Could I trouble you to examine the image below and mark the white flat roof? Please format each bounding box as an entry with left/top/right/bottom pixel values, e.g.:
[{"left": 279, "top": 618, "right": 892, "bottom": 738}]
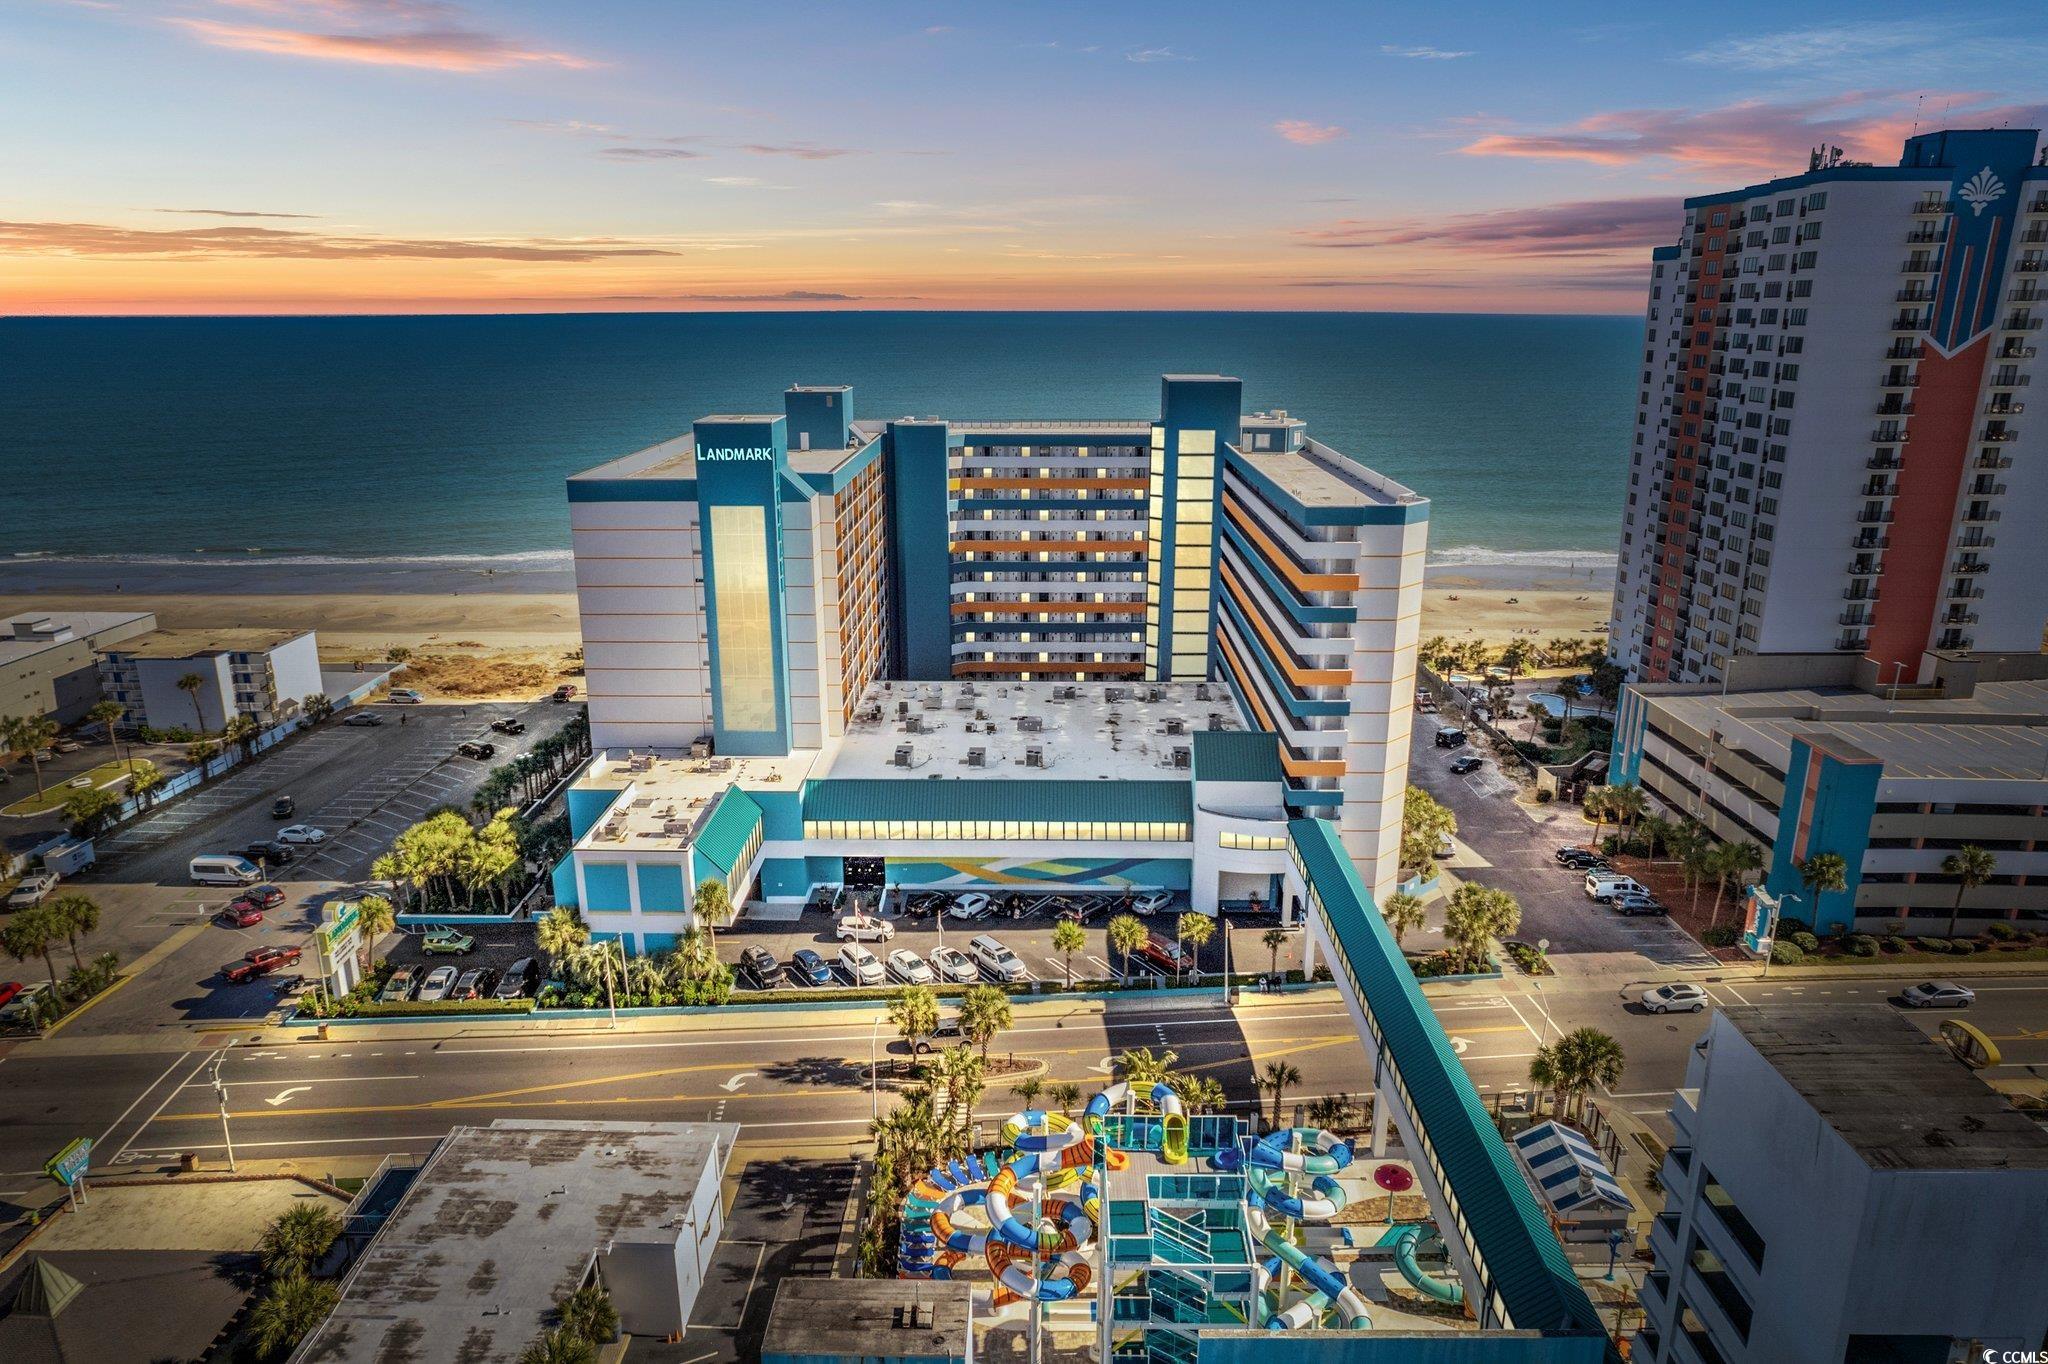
[
  {"left": 816, "top": 680, "right": 1247, "bottom": 783},
  {"left": 573, "top": 746, "right": 821, "bottom": 852}
]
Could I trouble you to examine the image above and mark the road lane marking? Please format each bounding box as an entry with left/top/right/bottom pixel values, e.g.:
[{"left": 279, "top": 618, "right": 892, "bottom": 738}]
[
  {"left": 114, "top": 1050, "right": 220, "bottom": 1162},
  {"left": 95, "top": 1050, "right": 193, "bottom": 1149}
]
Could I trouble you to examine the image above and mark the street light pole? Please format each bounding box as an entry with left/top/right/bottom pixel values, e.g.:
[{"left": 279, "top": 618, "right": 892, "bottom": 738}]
[
  {"left": 1530, "top": 937, "right": 1558, "bottom": 1040},
  {"left": 870, "top": 1014, "right": 883, "bottom": 1122},
  {"left": 211, "top": 1052, "right": 237, "bottom": 1173}
]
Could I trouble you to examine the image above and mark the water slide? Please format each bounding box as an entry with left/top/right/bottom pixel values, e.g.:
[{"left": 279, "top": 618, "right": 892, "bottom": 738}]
[
  {"left": 1152, "top": 1081, "right": 1189, "bottom": 1165},
  {"left": 1390, "top": 1224, "right": 1466, "bottom": 1304},
  {"left": 1214, "top": 1129, "right": 1372, "bottom": 1331}
]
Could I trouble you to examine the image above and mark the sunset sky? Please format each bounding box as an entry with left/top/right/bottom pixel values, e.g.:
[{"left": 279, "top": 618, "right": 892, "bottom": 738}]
[{"left": 5, "top": 0, "right": 2045, "bottom": 315}]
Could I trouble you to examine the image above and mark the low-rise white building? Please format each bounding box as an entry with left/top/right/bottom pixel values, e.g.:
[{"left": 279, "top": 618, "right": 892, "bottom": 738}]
[
  {"left": 97, "top": 627, "right": 322, "bottom": 732},
  {"left": 1639, "top": 1005, "right": 2048, "bottom": 1364},
  {"left": 0, "top": 611, "right": 156, "bottom": 724}
]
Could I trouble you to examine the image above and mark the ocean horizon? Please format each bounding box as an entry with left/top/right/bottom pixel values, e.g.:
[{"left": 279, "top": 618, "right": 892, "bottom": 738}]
[{"left": 0, "top": 310, "right": 1639, "bottom": 574}]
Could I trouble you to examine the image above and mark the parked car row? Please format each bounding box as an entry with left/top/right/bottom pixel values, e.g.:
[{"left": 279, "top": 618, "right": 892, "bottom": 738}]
[
  {"left": 740, "top": 932, "right": 1033, "bottom": 991},
  {"left": 381, "top": 956, "right": 538, "bottom": 1003}
]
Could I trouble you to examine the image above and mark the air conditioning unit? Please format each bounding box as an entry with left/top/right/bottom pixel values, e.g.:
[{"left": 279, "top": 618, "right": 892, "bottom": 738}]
[
  {"left": 1172, "top": 746, "right": 1191, "bottom": 769},
  {"left": 893, "top": 744, "right": 914, "bottom": 767},
  {"left": 1207, "top": 712, "right": 1225, "bottom": 731},
  {"left": 1105, "top": 686, "right": 1127, "bottom": 703},
  {"left": 1019, "top": 715, "right": 1044, "bottom": 732},
  {"left": 967, "top": 747, "right": 986, "bottom": 767},
  {"left": 1165, "top": 718, "right": 1186, "bottom": 736},
  {"left": 1026, "top": 746, "right": 1045, "bottom": 768},
  {"left": 897, "top": 700, "right": 911, "bottom": 718},
  {"left": 1195, "top": 683, "right": 1212, "bottom": 701},
  {"left": 905, "top": 716, "right": 925, "bottom": 734}
]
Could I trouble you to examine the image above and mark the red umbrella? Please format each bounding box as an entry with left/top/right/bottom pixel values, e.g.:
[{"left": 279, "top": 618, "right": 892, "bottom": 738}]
[{"left": 1373, "top": 1163, "right": 1414, "bottom": 1222}]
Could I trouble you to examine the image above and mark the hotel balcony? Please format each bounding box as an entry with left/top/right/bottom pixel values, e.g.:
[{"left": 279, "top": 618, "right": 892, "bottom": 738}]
[
  {"left": 1660, "top": 1144, "right": 1695, "bottom": 1192},
  {"left": 1997, "top": 341, "right": 2037, "bottom": 360},
  {"left": 1860, "top": 479, "right": 1898, "bottom": 497},
  {"left": 1987, "top": 401, "right": 2025, "bottom": 416},
  {"left": 1904, "top": 226, "right": 1943, "bottom": 244},
  {"left": 1854, "top": 509, "right": 1894, "bottom": 525},
  {"left": 2002, "top": 314, "right": 2043, "bottom": 331},
  {"left": 1836, "top": 632, "right": 1870, "bottom": 651},
  {"left": 1842, "top": 585, "right": 1880, "bottom": 602},
  {"left": 1870, "top": 427, "right": 1910, "bottom": 443},
  {"left": 1874, "top": 400, "right": 1914, "bottom": 416},
  {"left": 1885, "top": 341, "right": 1925, "bottom": 360},
  {"left": 1866, "top": 452, "right": 1901, "bottom": 470},
  {"left": 1889, "top": 312, "right": 1927, "bottom": 330},
  {"left": 1973, "top": 454, "right": 2012, "bottom": 471},
  {"left": 1671, "top": 1087, "right": 1699, "bottom": 1137},
  {"left": 1851, "top": 532, "right": 1889, "bottom": 551}
]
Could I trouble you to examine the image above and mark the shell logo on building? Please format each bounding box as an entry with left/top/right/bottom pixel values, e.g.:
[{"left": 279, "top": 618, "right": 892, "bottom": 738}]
[{"left": 1958, "top": 167, "right": 2006, "bottom": 216}]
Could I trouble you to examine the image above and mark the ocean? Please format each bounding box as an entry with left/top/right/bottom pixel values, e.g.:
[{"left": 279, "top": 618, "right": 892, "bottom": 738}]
[{"left": 0, "top": 312, "right": 1637, "bottom": 583}]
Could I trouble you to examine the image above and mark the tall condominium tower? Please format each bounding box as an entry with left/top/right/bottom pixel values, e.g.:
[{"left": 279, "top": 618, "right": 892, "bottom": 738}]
[{"left": 1610, "top": 128, "right": 2048, "bottom": 686}]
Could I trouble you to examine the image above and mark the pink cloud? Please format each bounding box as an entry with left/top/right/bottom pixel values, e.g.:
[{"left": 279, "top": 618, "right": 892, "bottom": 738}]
[
  {"left": 1458, "top": 92, "right": 2048, "bottom": 175},
  {"left": 1274, "top": 120, "right": 1347, "bottom": 146},
  {"left": 168, "top": 6, "right": 593, "bottom": 72},
  {"left": 1297, "top": 196, "right": 1680, "bottom": 257},
  {"left": 0, "top": 219, "right": 670, "bottom": 261}
]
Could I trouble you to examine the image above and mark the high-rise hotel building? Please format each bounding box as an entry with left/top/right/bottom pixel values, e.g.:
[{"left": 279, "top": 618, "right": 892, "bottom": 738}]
[
  {"left": 1610, "top": 129, "right": 2048, "bottom": 686},
  {"left": 565, "top": 374, "right": 1427, "bottom": 897}
]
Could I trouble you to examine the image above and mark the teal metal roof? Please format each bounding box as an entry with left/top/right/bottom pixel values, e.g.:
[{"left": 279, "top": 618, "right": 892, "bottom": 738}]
[
  {"left": 803, "top": 778, "right": 1191, "bottom": 825},
  {"left": 696, "top": 787, "right": 763, "bottom": 877},
  {"left": 1191, "top": 730, "right": 1285, "bottom": 785},
  {"left": 1288, "top": 817, "right": 1608, "bottom": 1341}
]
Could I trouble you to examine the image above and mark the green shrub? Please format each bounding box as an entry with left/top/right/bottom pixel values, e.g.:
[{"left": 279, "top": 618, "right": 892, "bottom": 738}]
[
  {"left": 1916, "top": 937, "right": 1954, "bottom": 953},
  {"left": 1535, "top": 788, "right": 1555, "bottom": 804},
  {"left": 1884, "top": 935, "right": 1909, "bottom": 954},
  {"left": 1701, "top": 925, "right": 1738, "bottom": 948},
  {"left": 1949, "top": 939, "right": 1977, "bottom": 956},
  {"left": 1778, "top": 918, "right": 1814, "bottom": 939},
  {"left": 1768, "top": 941, "right": 1804, "bottom": 966},
  {"left": 1789, "top": 931, "right": 1820, "bottom": 954},
  {"left": 1845, "top": 934, "right": 1878, "bottom": 958},
  {"left": 1986, "top": 921, "right": 2018, "bottom": 941}
]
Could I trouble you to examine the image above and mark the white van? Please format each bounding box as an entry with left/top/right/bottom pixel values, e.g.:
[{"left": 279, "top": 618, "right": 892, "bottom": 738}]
[
  {"left": 838, "top": 943, "right": 885, "bottom": 986},
  {"left": 190, "top": 854, "right": 261, "bottom": 886},
  {"left": 388, "top": 688, "right": 423, "bottom": 704},
  {"left": 1585, "top": 871, "right": 1647, "bottom": 901}
]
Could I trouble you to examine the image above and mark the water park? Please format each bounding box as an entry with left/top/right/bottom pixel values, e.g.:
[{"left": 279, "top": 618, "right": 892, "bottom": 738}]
[{"left": 896, "top": 1080, "right": 1470, "bottom": 1359}]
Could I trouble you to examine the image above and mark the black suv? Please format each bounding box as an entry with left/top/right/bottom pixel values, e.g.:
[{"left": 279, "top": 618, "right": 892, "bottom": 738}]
[
  {"left": 739, "top": 945, "right": 780, "bottom": 987},
  {"left": 270, "top": 795, "right": 296, "bottom": 818},
  {"left": 456, "top": 741, "right": 497, "bottom": 760},
  {"left": 490, "top": 718, "right": 526, "bottom": 736},
  {"left": 243, "top": 840, "right": 294, "bottom": 866},
  {"left": 1433, "top": 728, "right": 1467, "bottom": 748}
]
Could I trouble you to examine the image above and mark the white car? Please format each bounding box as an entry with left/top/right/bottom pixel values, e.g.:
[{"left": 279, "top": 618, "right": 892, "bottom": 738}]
[
  {"left": 0, "top": 981, "right": 53, "bottom": 1023},
  {"left": 836, "top": 913, "right": 895, "bottom": 943},
  {"left": 1132, "top": 891, "right": 1171, "bottom": 916},
  {"left": 887, "top": 949, "right": 935, "bottom": 986},
  {"left": 1641, "top": 983, "right": 1708, "bottom": 1014},
  {"left": 968, "top": 934, "right": 1027, "bottom": 982},
  {"left": 838, "top": 943, "right": 885, "bottom": 986},
  {"left": 946, "top": 892, "right": 991, "bottom": 920},
  {"left": 1899, "top": 980, "right": 1975, "bottom": 1009},
  {"left": 929, "top": 946, "right": 978, "bottom": 985},
  {"left": 415, "top": 965, "right": 458, "bottom": 1002},
  {"left": 275, "top": 825, "right": 328, "bottom": 845}
]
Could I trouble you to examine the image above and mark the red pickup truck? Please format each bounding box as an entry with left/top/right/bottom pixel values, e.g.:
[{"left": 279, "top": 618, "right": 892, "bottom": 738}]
[{"left": 221, "top": 945, "right": 302, "bottom": 984}]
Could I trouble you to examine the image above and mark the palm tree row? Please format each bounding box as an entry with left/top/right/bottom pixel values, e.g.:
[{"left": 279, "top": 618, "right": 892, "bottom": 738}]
[
  {"left": 1, "top": 894, "right": 110, "bottom": 993},
  {"left": 369, "top": 806, "right": 527, "bottom": 914},
  {"left": 1, "top": 714, "right": 59, "bottom": 798},
  {"left": 469, "top": 710, "right": 592, "bottom": 815}
]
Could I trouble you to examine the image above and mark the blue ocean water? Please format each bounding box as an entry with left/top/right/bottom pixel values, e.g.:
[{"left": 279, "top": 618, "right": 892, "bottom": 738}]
[{"left": 0, "top": 312, "right": 1637, "bottom": 569}]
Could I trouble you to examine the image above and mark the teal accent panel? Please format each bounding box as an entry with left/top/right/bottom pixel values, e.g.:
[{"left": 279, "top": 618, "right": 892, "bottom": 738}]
[
  {"left": 582, "top": 861, "right": 632, "bottom": 913},
  {"left": 1157, "top": 375, "right": 1242, "bottom": 679},
  {"left": 807, "top": 855, "right": 842, "bottom": 884},
  {"left": 804, "top": 778, "right": 1192, "bottom": 826},
  {"left": 568, "top": 785, "right": 624, "bottom": 842},
  {"left": 692, "top": 848, "right": 718, "bottom": 889},
  {"left": 1767, "top": 738, "right": 1879, "bottom": 932},
  {"left": 887, "top": 420, "right": 953, "bottom": 679},
  {"left": 784, "top": 385, "right": 851, "bottom": 453},
  {"left": 550, "top": 855, "right": 578, "bottom": 909},
  {"left": 636, "top": 863, "right": 686, "bottom": 913},
  {"left": 758, "top": 858, "right": 810, "bottom": 898},
  {"left": 639, "top": 933, "right": 681, "bottom": 954},
  {"left": 1191, "top": 730, "right": 1284, "bottom": 785},
  {"left": 697, "top": 787, "right": 765, "bottom": 876},
  {"left": 1289, "top": 817, "right": 1606, "bottom": 1337},
  {"left": 752, "top": 787, "right": 805, "bottom": 841},
  {"left": 1608, "top": 687, "right": 1647, "bottom": 788}
]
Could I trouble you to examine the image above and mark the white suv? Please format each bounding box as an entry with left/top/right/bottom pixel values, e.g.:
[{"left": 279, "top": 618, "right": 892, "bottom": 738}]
[
  {"left": 968, "top": 934, "right": 1027, "bottom": 982},
  {"left": 835, "top": 913, "right": 895, "bottom": 943},
  {"left": 838, "top": 943, "right": 885, "bottom": 986}
]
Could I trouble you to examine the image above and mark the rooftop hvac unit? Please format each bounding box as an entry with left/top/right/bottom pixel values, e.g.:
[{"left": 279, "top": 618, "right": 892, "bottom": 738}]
[
  {"left": 1019, "top": 714, "right": 1044, "bottom": 732},
  {"left": 962, "top": 683, "right": 978, "bottom": 696},
  {"left": 690, "top": 737, "right": 713, "bottom": 759},
  {"left": 1146, "top": 685, "right": 1164, "bottom": 702},
  {"left": 905, "top": 716, "right": 925, "bottom": 734},
  {"left": 975, "top": 709, "right": 989, "bottom": 721},
  {"left": 1165, "top": 718, "right": 1186, "bottom": 735},
  {"left": 922, "top": 692, "right": 942, "bottom": 709},
  {"left": 893, "top": 744, "right": 914, "bottom": 767},
  {"left": 897, "top": 700, "right": 911, "bottom": 718},
  {"left": 1105, "top": 686, "right": 1127, "bottom": 703},
  {"left": 1196, "top": 683, "right": 1212, "bottom": 701},
  {"left": 1026, "top": 746, "right": 1045, "bottom": 768},
  {"left": 662, "top": 818, "right": 693, "bottom": 837},
  {"left": 967, "top": 747, "right": 986, "bottom": 767},
  {"left": 1207, "top": 712, "right": 1225, "bottom": 731},
  {"left": 1172, "top": 746, "right": 1191, "bottom": 769},
  {"left": 954, "top": 693, "right": 974, "bottom": 710},
  {"left": 1056, "top": 684, "right": 1078, "bottom": 700}
]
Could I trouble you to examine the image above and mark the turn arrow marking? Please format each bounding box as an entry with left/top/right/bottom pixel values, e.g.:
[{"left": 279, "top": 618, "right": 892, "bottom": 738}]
[
  {"left": 1448, "top": 1036, "right": 1471, "bottom": 1055},
  {"left": 719, "top": 1072, "right": 757, "bottom": 1093},
  {"left": 265, "top": 1087, "right": 312, "bottom": 1108}
]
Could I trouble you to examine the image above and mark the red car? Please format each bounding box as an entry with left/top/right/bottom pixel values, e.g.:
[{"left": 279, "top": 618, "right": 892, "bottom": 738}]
[
  {"left": 218, "top": 904, "right": 264, "bottom": 929},
  {"left": 0, "top": 982, "right": 21, "bottom": 1010},
  {"left": 222, "top": 946, "right": 301, "bottom": 984},
  {"left": 1135, "top": 935, "right": 1190, "bottom": 977},
  {"left": 244, "top": 885, "right": 288, "bottom": 910}
]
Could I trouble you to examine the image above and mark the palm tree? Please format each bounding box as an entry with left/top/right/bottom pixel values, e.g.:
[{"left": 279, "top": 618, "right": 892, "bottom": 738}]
[
  {"left": 175, "top": 671, "right": 208, "bottom": 734},
  {"left": 62, "top": 787, "right": 121, "bottom": 839},
  {"left": 888, "top": 985, "right": 940, "bottom": 1055},
  {"left": 1306, "top": 1093, "right": 1357, "bottom": 1132},
  {"left": 223, "top": 713, "right": 259, "bottom": 760},
  {"left": 1942, "top": 844, "right": 1998, "bottom": 940},
  {"left": 86, "top": 699, "right": 129, "bottom": 773},
  {"left": 4, "top": 715, "right": 59, "bottom": 797},
  {"left": 1637, "top": 815, "right": 1672, "bottom": 862},
  {"left": 958, "top": 984, "right": 1012, "bottom": 1062},
  {"left": 518, "top": 1329, "right": 595, "bottom": 1364},
  {"left": 1012, "top": 1075, "right": 1044, "bottom": 1110},
  {"left": 536, "top": 906, "right": 590, "bottom": 969},
  {"left": 46, "top": 895, "right": 101, "bottom": 972},
  {"left": 1106, "top": 912, "right": 1146, "bottom": 982},
  {"left": 1381, "top": 891, "right": 1426, "bottom": 949},
  {"left": 186, "top": 737, "right": 219, "bottom": 770},
  {"left": 1582, "top": 785, "right": 1615, "bottom": 845},
  {"left": 1172, "top": 1074, "right": 1227, "bottom": 1112},
  {"left": 1708, "top": 842, "right": 1765, "bottom": 926},
  {"left": 1606, "top": 785, "right": 1647, "bottom": 844},
  {"left": 1116, "top": 1045, "right": 1180, "bottom": 1086},
  {"left": 1260, "top": 1059, "right": 1302, "bottom": 1130},
  {"left": 1443, "top": 883, "right": 1520, "bottom": 971},
  {"left": 692, "top": 878, "right": 734, "bottom": 955},
  {"left": 1, "top": 905, "right": 63, "bottom": 990},
  {"left": 249, "top": 1272, "right": 339, "bottom": 1359},
  {"left": 1176, "top": 911, "right": 1214, "bottom": 983},
  {"left": 354, "top": 895, "right": 395, "bottom": 970},
  {"left": 1051, "top": 917, "right": 1085, "bottom": 988},
  {"left": 554, "top": 1284, "right": 619, "bottom": 1346},
  {"left": 128, "top": 764, "right": 165, "bottom": 810},
  {"left": 1528, "top": 1027, "right": 1627, "bottom": 1121},
  {"left": 1047, "top": 1081, "right": 1083, "bottom": 1115},
  {"left": 1683, "top": 837, "right": 1719, "bottom": 915},
  {"left": 1261, "top": 926, "right": 1289, "bottom": 977},
  {"left": 1797, "top": 852, "right": 1849, "bottom": 930},
  {"left": 259, "top": 1203, "right": 343, "bottom": 1278}
]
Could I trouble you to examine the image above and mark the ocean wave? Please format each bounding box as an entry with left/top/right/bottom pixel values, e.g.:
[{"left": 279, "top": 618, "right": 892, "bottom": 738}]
[
  {"left": 1426, "top": 546, "right": 1618, "bottom": 571},
  {"left": 5, "top": 548, "right": 575, "bottom": 569}
]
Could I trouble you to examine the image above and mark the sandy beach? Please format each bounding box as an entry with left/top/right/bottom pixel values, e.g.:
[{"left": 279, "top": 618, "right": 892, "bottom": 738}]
[{"left": 0, "top": 553, "right": 1618, "bottom": 698}]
